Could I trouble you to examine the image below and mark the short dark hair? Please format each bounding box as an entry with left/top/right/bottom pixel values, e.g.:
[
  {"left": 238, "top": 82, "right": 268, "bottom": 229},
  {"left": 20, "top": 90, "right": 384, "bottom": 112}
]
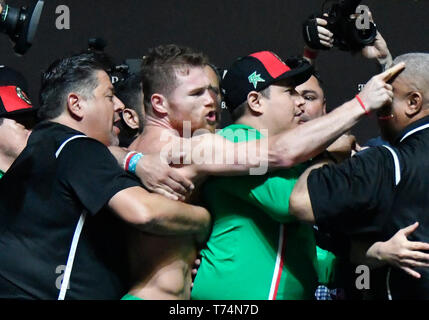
[
  {"left": 141, "top": 44, "right": 209, "bottom": 114},
  {"left": 114, "top": 73, "right": 144, "bottom": 133},
  {"left": 230, "top": 86, "right": 270, "bottom": 122},
  {"left": 38, "top": 53, "right": 106, "bottom": 121}
]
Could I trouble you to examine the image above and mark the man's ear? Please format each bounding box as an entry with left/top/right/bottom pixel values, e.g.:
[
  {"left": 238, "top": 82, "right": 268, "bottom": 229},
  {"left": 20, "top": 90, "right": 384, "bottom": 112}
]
[
  {"left": 66, "top": 93, "right": 84, "bottom": 120},
  {"left": 405, "top": 92, "right": 423, "bottom": 117},
  {"left": 247, "top": 91, "right": 264, "bottom": 115},
  {"left": 151, "top": 93, "right": 169, "bottom": 116},
  {"left": 122, "top": 108, "right": 140, "bottom": 130}
]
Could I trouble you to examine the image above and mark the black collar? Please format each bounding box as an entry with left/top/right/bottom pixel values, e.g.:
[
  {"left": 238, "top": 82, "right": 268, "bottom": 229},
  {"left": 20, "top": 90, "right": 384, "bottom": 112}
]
[{"left": 394, "top": 115, "right": 429, "bottom": 145}]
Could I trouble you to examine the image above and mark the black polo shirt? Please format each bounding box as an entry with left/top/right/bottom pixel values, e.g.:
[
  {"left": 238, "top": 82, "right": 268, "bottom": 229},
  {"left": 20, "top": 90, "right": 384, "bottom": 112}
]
[
  {"left": 308, "top": 115, "right": 429, "bottom": 299},
  {"left": 0, "top": 121, "right": 141, "bottom": 300}
]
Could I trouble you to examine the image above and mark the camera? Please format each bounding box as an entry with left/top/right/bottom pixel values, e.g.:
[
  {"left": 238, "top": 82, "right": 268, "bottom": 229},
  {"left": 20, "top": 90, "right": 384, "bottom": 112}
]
[
  {"left": 0, "top": 0, "right": 45, "bottom": 55},
  {"left": 303, "top": 0, "right": 377, "bottom": 52},
  {"left": 86, "top": 37, "right": 142, "bottom": 85}
]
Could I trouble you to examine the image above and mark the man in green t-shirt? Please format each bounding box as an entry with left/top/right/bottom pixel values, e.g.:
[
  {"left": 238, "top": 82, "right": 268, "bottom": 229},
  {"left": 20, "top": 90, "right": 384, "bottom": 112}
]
[
  {"left": 191, "top": 52, "right": 321, "bottom": 300},
  {"left": 0, "top": 66, "right": 36, "bottom": 179}
]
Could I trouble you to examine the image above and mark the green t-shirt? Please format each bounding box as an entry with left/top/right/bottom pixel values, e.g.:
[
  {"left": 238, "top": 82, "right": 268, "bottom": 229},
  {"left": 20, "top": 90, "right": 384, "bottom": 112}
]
[
  {"left": 0, "top": 170, "right": 4, "bottom": 180},
  {"left": 191, "top": 124, "right": 318, "bottom": 300}
]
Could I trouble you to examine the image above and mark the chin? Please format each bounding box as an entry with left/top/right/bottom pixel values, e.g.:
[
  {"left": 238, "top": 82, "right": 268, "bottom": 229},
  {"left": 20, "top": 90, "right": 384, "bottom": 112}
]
[
  {"left": 206, "top": 124, "right": 217, "bottom": 134},
  {"left": 109, "top": 134, "right": 120, "bottom": 147}
]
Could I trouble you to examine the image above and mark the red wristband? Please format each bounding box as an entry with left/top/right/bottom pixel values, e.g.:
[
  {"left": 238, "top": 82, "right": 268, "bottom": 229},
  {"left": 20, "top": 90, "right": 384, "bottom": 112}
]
[
  {"left": 355, "top": 94, "right": 370, "bottom": 115},
  {"left": 303, "top": 48, "right": 318, "bottom": 60}
]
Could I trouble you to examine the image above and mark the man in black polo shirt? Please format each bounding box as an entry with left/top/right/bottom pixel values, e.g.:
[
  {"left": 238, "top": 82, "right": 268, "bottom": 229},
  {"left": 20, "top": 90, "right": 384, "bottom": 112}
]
[
  {"left": 290, "top": 53, "right": 429, "bottom": 299},
  {"left": 0, "top": 53, "right": 211, "bottom": 300}
]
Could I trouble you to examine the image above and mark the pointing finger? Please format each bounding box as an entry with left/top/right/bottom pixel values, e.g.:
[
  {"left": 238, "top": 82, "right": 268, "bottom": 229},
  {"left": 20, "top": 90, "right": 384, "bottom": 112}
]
[{"left": 380, "top": 62, "right": 405, "bottom": 82}]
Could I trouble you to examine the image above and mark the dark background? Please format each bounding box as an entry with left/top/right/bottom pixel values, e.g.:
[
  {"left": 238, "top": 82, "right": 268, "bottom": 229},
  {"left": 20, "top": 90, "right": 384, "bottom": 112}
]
[{"left": 1, "top": 0, "right": 428, "bottom": 143}]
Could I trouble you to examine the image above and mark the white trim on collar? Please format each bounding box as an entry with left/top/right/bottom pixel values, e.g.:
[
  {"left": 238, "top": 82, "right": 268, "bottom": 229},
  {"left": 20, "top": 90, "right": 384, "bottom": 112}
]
[{"left": 400, "top": 123, "right": 429, "bottom": 143}]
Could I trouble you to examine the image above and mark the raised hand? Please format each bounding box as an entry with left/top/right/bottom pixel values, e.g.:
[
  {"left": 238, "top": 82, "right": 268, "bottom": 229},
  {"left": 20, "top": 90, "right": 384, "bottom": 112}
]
[{"left": 358, "top": 62, "right": 405, "bottom": 112}]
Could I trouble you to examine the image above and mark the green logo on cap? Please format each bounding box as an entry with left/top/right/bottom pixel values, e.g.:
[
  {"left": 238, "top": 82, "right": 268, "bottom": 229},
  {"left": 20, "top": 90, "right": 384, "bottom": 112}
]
[{"left": 248, "top": 72, "right": 265, "bottom": 89}]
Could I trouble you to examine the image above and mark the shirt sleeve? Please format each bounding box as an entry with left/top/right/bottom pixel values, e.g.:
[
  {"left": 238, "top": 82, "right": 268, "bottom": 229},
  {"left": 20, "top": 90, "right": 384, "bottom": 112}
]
[
  {"left": 57, "top": 138, "right": 142, "bottom": 216},
  {"left": 216, "top": 165, "right": 307, "bottom": 223},
  {"left": 307, "top": 147, "right": 396, "bottom": 236}
]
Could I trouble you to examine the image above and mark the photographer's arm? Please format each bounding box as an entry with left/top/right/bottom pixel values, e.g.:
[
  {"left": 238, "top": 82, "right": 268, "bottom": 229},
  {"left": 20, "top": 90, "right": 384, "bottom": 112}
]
[{"left": 360, "top": 11, "right": 393, "bottom": 70}]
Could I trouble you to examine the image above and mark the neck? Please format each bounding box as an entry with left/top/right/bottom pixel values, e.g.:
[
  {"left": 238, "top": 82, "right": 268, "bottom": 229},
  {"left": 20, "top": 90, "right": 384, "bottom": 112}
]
[
  {"left": 235, "top": 115, "right": 272, "bottom": 135},
  {"left": 129, "top": 122, "right": 180, "bottom": 154},
  {"left": 51, "top": 114, "right": 85, "bottom": 135},
  {"left": 0, "top": 153, "right": 15, "bottom": 173},
  {"left": 144, "top": 114, "right": 176, "bottom": 131}
]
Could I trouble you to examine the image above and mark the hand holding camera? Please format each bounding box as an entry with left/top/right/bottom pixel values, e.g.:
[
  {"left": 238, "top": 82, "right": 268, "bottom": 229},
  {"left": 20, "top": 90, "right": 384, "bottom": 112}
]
[{"left": 303, "top": 0, "right": 377, "bottom": 52}]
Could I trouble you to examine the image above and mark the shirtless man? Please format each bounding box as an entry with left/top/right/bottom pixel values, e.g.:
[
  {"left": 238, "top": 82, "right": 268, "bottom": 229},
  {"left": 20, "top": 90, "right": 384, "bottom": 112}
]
[
  {"left": 123, "top": 46, "right": 221, "bottom": 300},
  {"left": 117, "top": 44, "right": 402, "bottom": 300}
]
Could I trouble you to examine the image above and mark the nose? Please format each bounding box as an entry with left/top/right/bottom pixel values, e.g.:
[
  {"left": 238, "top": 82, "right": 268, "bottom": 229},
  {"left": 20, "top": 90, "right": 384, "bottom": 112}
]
[
  {"left": 204, "top": 90, "right": 216, "bottom": 108},
  {"left": 294, "top": 93, "right": 306, "bottom": 111}
]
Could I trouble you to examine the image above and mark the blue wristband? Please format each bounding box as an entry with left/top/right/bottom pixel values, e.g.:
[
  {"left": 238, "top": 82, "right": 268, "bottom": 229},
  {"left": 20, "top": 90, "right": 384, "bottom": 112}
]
[{"left": 128, "top": 153, "right": 144, "bottom": 174}]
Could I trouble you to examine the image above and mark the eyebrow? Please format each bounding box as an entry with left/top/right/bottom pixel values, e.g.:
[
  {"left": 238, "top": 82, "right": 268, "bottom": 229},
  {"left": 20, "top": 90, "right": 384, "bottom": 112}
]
[{"left": 300, "top": 90, "right": 319, "bottom": 95}]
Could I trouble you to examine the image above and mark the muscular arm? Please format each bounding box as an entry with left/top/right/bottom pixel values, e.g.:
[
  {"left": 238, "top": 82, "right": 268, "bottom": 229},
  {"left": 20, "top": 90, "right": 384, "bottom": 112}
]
[
  {"left": 288, "top": 160, "right": 331, "bottom": 224},
  {"left": 179, "top": 64, "right": 404, "bottom": 179},
  {"left": 108, "top": 186, "right": 210, "bottom": 241}
]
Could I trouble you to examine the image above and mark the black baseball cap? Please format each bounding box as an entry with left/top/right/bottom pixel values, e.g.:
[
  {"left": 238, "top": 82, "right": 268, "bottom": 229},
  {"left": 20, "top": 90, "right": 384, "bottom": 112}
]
[
  {"left": 0, "top": 65, "right": 35, "bottom": 118},
  {"left": 222, "top": 51, "right": 313, "bottom": 110}
]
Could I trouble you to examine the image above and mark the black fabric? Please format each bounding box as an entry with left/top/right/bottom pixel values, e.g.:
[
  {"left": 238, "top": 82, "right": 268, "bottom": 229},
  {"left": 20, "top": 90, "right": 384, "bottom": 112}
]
[
  {"left": 0, "top": 121, "right": 141, "bottom": 300},
  {"left": 308, "top": 146, "right": 395, "bottom": 236},
  {"left": 307, "top": 115, "right": 429, "bottom": 299}
]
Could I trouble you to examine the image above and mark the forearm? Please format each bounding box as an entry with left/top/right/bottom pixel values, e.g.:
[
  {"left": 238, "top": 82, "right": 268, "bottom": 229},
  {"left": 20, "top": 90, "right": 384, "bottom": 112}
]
[
  {"left": 186, "top": 133, "right": 270, "bottom": 177},
  {"left": 377, "top": 53, "right": 393, "bottom": 71},
  {"left": 110, "top": 187, "right": 210, "bottom": 237},
  {"left": 139, "top": 194, "right": 211, "bottom": 237},
  {"left": 270, "top": 99, "right": 365, "bottom": 168}
]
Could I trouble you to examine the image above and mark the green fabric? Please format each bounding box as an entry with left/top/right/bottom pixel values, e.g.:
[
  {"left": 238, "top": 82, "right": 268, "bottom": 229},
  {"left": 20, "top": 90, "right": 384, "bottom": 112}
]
[
  {"left": 121, "top": 294, "right": 144, "bottom": 300},
  {"left": 316, "top": 246, "right": 338, "bottom": 286},
  {"left": 191, "top": 124, "right": 318, "bottom": 300},
  {"left": 0, "top": 170, "right": 4, "bottom": 180}
]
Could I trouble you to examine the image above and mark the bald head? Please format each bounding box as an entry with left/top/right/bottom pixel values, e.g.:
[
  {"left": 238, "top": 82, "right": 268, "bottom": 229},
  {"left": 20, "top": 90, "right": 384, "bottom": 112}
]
[{"left": 393, "top": 53, "right": 429, "bottom": 107}]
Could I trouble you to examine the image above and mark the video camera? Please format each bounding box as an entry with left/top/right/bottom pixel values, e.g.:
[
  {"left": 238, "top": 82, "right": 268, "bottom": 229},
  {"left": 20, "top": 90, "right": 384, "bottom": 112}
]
[
  {"left": 86, "top": 37, "right": 142, "bottom": 85},
  {"left": 303, "top": 0, "right": 377, "bottom": 52},
  {"left": 0, "top": 0, "right": 45, "bottom": 55}
]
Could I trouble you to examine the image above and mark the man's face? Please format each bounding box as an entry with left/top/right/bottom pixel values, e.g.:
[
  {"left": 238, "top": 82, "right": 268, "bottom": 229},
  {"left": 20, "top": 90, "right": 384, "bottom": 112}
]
[
  {"left": 296, "top": 75, "right": 326, "bottom": 123},
  {"left": 83, "top": 71, "right": 125, "bottom": 146},
  {"left": 260, "top": 80, "right": 305, "bottom": 134},
  {"left": 0, "top": 118, "right": 31, "bottom": 160},
  {"left": 377, "top": 76, "right": 411, "bottom": 143},
  {"left": 167, "top": 66, "right": 219, "bottom": 135}
]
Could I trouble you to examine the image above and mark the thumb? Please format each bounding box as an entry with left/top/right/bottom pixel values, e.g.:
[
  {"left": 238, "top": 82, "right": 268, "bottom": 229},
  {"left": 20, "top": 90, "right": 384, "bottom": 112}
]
[{"left": 402, "top": 222, "right": 419, "bottom": 237}]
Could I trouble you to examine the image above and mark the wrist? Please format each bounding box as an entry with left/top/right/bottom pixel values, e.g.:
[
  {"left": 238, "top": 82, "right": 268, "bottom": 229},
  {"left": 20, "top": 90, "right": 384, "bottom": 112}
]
[
  {"left": 123, "top": 151, "right": 144, "bottom": 174},
  {"left": 303, "top": 46, "right": 319, "bottom": 60},
  {"left": 355, "top": 94, "right": 371, "bottom": 116},
  {"left": 367, "top": 241, "right": 384, "bottom": 261}
]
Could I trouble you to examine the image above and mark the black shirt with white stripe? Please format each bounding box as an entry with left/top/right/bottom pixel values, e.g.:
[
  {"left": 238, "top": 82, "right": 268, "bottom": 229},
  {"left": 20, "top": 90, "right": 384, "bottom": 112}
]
[
  {"left": 0, "top": 121, "right": 141, "bottom": 300},
  {"left": 308, "top": 115, "right": 429, "bottom": 299}
]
